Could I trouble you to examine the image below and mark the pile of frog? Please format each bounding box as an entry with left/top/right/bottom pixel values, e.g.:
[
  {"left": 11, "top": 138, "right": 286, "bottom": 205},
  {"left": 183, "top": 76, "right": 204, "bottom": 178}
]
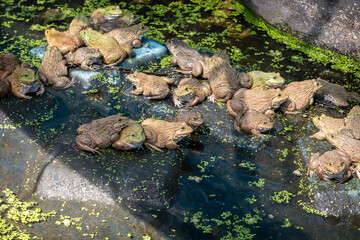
[{"left": 1, "top": 5, "right": 360, "bottom": 185}]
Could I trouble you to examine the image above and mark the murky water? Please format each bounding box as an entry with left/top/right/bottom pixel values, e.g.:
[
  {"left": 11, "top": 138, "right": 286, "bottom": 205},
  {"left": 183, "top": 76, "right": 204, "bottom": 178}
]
[{"left": 1, "top": 0, "right": 360, "bottom": 239}]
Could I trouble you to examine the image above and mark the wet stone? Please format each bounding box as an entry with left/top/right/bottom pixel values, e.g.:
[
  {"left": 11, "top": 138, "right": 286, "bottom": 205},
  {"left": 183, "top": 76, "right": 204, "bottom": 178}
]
[
  {"left": 37, "top": 110, "right": 182, "bottom": 211},
  {"left": 298, "top": 137, "right": 360, "bottom": 216}
]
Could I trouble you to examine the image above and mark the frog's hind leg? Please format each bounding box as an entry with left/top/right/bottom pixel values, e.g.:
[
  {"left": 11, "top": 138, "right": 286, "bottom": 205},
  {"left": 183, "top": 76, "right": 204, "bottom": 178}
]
[
  {"left": 144, "top": 142, "right": 163, "bottom": 152},
  {"left": 51, "top": 76, "right": 76, "bottom": 90},
  {"left": 145, "top": 88, "right": 170, "bottom": 100},
  {"left": 75, "top": 135, "right": 101, "bottom": 154}
]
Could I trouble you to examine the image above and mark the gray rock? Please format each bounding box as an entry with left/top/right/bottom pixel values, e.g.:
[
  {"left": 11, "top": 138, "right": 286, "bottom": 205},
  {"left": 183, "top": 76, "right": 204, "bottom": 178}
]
[
  {"left": 298, "top": 137, "right": 360, "bottom": 216},
  {"left": 242, "top": 0, "right": 360, "bottom": 59}
]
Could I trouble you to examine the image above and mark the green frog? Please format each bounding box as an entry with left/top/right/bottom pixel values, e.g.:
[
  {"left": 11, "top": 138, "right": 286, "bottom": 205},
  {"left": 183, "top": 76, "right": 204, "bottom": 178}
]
[
  {"left": 80, "top": 28, "right": 128, "bottom": 65},
  {"left": 140, "top": 118, "right": 193, "bottom": 151},
  {"left": 240, "top": 70, "right": 285, "bottom": 90},
  {"left": 89, "top": 6, "right": 123, "bottom": 27},
  {"left": 172, "top": 78, "right": 211, "bottom": 107},
  {"left": 2, "top": 62, "right": 45, "bottom": 99},
  {"left": 96, "top": 13, "right": 140, "bottom": 33},
  {"left": 112, "top": 120, "right": 145, "bottom": 151},
  {"left": 307, "top": 150, "right": 352, "bottom": 183},
  {"left": 38, "top": 46, "right": 75, "bottom": 90}
]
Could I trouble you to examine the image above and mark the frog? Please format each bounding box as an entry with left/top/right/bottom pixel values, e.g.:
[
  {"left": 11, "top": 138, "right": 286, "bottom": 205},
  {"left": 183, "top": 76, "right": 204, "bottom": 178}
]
[
  {"left": 0, "top": 79, "right": 10, "bottom": 97},
  {"left": 280, "top": 79, "right": 322, "bottom": 113},
  {"left": 172, "top": 78, "right": 212, "bottom": 107},
  {"left": 307, "top": 150, "right": 352, "bottom": 183},
  {"left": 165, "top": 38, "right": 211, "bottom": 78},
  {"left": 311, "top": 114, "right": 346, "bottom": 140},
  {"left": 89, "top": 6, "right": 123, "bottom": 27},
  {"left": 65, "top": 47, "right": 102, "bottom": 71},
  {"left": 112, "top": 120, "right": 145, "bottom": 151},
  {"left": 96, "top": 13, "right": 141, "bottom": 33},
  {"left": 127, "top": 71, "right": 174, "bottom": 99},
  {"left": 80, "top": 28, "right": 128, "bottom": 65},
  {"left": 75, "top": 114, "right": 129, "bottom": 154},
  {"left": 0, "top": 52, "right": 20, "bottom": 79},
  {"left": 38, "top": 46, "right": 76, "bottom": 90},
  {"left": 234, "top": 110, "right": 273, "bottom": 136},
  {"left": 317, "top": 78, "right": 360, "bottom": 107},
  {"left": 34, "top": 9, "right": 66, "bottom": 26},
  {"left": 140, "top": 118, "right": 193, "bottom": 151},
  {"left": 45, "top": 28, "right": 81, "bottom": 55},
  {"left": 105, "top": 23, "right": 149, "bottom": 57},
  {"left": 352, "top": 162, "right": 360, "bottom": 180},
  {"left": 326, "top": 129, "right": 360, "bottom": 163},
  {"left": 344, "top": 105, "right": 360, "bottom": 140},
  {"left": 66, "top": 14, "right": 90, "bottom": 48},
  {"left": 239, "top": 70, "right": 285, "bottom": 90},
  {"left": 2, "top": 62, "right": 45, "bottom": 99},
  {"left": 227, "top": 88, "right": 288, "bottom": 118},
  {"left": 167, "top": 109, "right": 204, "bottom": 129},
  {"left": 208, "top": 50, "right": 253, "bottom": 102}
]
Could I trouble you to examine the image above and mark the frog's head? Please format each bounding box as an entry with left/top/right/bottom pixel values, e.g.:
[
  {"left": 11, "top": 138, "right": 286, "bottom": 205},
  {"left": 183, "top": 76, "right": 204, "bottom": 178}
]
[
  {"left": 174, "top": 122, "right": 193, "bottom": 140},
  {"left": 102, "top": 6, "right": 123, "bottom": 19},
  {"left": 266, "top": 72, "right": 285, "bottom": 87},
  {"left": 79, "top": 28, "right": 94, "bottom": 43},
  {"left": 271, "top": 89, "right": 288, "bottom": 108},
  {"left": 123, "top": 13, "right": 140, "bottom": 25}
]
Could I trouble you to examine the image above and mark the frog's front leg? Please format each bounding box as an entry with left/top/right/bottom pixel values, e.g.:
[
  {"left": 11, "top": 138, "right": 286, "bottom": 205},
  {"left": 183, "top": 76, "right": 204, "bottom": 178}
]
[{"left": 131, "top": 87, "right": 143, "bottom": 95}]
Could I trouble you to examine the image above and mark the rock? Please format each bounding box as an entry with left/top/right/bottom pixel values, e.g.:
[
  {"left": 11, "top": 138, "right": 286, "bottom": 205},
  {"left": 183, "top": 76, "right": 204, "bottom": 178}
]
[
  {"left": 242, "top": 0, "right": 360, "bottom": 59},
  {"left": 298, "top": 137, "right": 360, "bottom": 216}
]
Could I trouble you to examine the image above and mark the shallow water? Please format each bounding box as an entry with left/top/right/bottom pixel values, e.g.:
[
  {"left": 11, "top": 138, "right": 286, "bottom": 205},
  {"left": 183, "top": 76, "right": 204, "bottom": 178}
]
[{"left": 1, "top": 0, "right": 360, "bottom": 239}]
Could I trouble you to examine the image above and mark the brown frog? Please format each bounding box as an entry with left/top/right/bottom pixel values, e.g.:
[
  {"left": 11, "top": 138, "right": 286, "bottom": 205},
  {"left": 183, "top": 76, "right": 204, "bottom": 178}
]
[
  {"left": 89, "top": 6, "right": 123, "bottom": 27},
  {"left": 172, "top": 78, "right": 211, "bottom": 107},
  {"left": 112, "top": 120, "right": 145, "bottom": 151},
  {"left": 167, "top": 109, "right": 204, "bottom": 129},
  {"left": 65, "top": 47, "right": 102, "bottom": 71},
  {"left": 352, "top": 162, "right": 360, "bottom": 179},
  {"left": 127, "top": 71, "right": 174, "bottom": 99},
  {"left": 140, "top": 118, "right": 193, "bottom": 151},
  {"left": 307, "top": 150, "right": 352, "bottom": 183},
  {"left": 280, "top": 79, "right": 322, "bottom": 113},
  {"left": 96, "top": 13, "right": 141, "bottom": 33},
  {"left": 344, "top": 105, "right": 360, "bottom": 140},
  {"left": 234, "top": 110, "right": 273, "bottom": 136},
  {"left": 2, "top": 62, "right": 45, "bottom": 99},
  {"left": 166, "top": 38, "right": 211, "bottom": 78},
  {"left": 227, "top": 88, "right": 288, "bottom": 118},
  {"left": 0, "top": 79, "right": 10, "bottom": 97},
  {"left": 45, "top": 28, "right": 81, "bottom": 55},
  {"left": 326, "top": 130, "right": 360, "bottom": 163},
  {"left": 105, "top": 23, "right": 149, "bottom": 57},
  {"left": 38, "top": 46, "right": 75, "bottom": 90},
  {"left": 75, "top": 114, "right": 129, "bottom": 154},
  {"left": 0, "top": 52, "right": 20, "bottom": 79},
  {"left": 317, "top": 79, "right": 360, "bottom": 107},
  {"left": 66, "top": 14, "right": 90, "bottom": 48},
  {"left": 80, "top": 28, "right": 128, "bottom": 65},
  {"left": 239, "top": 71, "right": 285, "bottom": 90},
  {"left": 208, "top": 50, "right": 253, "bottom": 102}
]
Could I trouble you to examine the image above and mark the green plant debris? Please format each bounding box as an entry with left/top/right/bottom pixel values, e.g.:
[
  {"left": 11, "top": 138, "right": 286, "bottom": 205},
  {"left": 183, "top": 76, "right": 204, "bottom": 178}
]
[
  {"left": 248, "top": 178, "right": 265, "bottom": 190},
  {"left": 0, "top": 188, "right": 55, "bottom": 239},
  {"left": 271, "top": 190, "right": 295, "bottom": 204}
]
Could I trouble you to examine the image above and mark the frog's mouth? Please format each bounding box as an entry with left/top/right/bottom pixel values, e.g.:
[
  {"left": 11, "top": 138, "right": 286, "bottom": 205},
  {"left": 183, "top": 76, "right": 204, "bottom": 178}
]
[
  {"left": 105, "top": 14, "right": 122, "bottom": 20},
  {"left": 324, "top": 169, "right": 347, "bottom": 182},
  {"left": 20, "top": 81, "right": 40, "bottom": 95}
]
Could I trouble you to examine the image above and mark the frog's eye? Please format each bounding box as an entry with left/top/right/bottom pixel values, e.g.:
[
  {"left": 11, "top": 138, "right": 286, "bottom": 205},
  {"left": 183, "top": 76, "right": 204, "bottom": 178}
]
[
  {"left": 329, "top": 162, "right": 333, "bottom": 166},
  {"left": 277, "top": 93, "right": 281, "bottom": 97},
  {"left": 24, "top": 74, "right": 28, "bottom": 78},
  {"left": 273, "top": 76, "right": 277, "bottom": 79},
  {"left": 111, "top": 7, "right": 115, "bottom": 10},
  {"left": 132, "top": 134, "right": 135, "bottom": 137},
  {"left": 181, "top": 126, "right": 185, "bottom": 130},
  {"left": 185, "top": 87, "right": 188, "bottom": 91},
  {"left": 318, "top": 117, "right": 321, "bottom": 120},
  {"left": 263, "top": 122, "right": 267, "bottom": 124},
  {"left": 341, "top": 162, "right": 344, "bottom": 166}
]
